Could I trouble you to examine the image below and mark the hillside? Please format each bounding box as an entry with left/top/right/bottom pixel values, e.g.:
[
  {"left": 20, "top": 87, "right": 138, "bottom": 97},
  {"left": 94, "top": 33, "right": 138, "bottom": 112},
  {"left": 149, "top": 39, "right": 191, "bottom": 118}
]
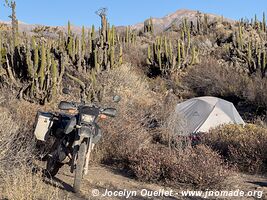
[
  {"left": 0, "top": 5, "right": 266, "bottom": 200},
  {"left": 0, "top": 9, "right": 231, "bottom": 35},
  {"left": 131, "top": 9, "right": 233, "bottom": 32}
]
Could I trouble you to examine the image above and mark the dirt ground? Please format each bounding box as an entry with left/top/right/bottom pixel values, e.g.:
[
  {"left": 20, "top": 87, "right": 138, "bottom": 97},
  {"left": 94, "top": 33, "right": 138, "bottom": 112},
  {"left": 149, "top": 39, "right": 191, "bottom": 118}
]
[{"left": 42, "top": 165, "right": 267, "bottom": 200}]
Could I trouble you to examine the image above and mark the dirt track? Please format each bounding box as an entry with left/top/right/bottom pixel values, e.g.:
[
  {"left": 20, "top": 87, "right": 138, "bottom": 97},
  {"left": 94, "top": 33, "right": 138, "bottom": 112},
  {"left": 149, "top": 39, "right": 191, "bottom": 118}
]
[{"left": 44, "top": 165, "right": 267, "bottom": 200}]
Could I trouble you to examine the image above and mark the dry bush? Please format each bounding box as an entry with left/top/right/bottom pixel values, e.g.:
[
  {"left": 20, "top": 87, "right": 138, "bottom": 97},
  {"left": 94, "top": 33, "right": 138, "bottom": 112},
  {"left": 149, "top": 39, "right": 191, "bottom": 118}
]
[
  {"left": 129, "top": 145, "right": 230, "bottom": 189},
  {"left": 203, "top": 124, "right": 267, "bottom": 173},
  {"left": 182, "top": 57, "right": 267, "bottom": 111},
  {"left": 0, "top": 101, "right": 59, "bottom": 199},
  {"left": 100, "top": 63, "right": 156, "bottom": 106},
  {"left": 92, "top": 64, "right": 157, "bottom": 167},
  {"left": 183, "top": 58, "right": 249, "bottom": 99},
  {"left": 245, "top": 76, "right": 267, "bottom": 108},
  {"left": 0, "top": 165, "right": 59, "bottom": 200},
  {"left": 152, "top": 102, "right": 191, "bottom": 149},
  {"left": 123, "top": 45, "right": 147, "bottom": 69}
]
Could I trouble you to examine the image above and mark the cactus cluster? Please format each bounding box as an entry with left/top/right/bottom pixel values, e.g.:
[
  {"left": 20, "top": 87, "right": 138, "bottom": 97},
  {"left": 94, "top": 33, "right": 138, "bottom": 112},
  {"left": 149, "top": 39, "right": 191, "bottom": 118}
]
[
  {"left": 0, "top": 6, "right": 125, "bottom": 104},
  {"left": 146, "top": 18, "right": 199, "bottom": 75},
  {"left": 144, "top": 17, "right": 154, "bottom": 33},
  {"left": 231, "top": 15, "right": 267, "bottom": 77}
]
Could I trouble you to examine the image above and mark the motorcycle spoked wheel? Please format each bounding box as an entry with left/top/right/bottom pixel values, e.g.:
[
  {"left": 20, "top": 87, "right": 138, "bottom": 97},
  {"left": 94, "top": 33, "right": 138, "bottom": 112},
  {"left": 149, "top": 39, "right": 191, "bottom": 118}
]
[
  {"left": 45, "top": 139, "right": 64, "bottom": 177},
  {"left": 46, "top": 151, "right": 63, "bottom": 177},
  {"left": 73, "top": 140, "right": 87, "bottom": 193}
]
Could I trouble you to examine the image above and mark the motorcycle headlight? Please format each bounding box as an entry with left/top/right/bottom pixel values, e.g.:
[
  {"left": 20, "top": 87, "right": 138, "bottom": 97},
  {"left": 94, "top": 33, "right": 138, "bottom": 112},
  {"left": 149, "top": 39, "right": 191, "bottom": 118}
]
[{"left": 81, "top": 114, "right": 94, "bottom": 123}]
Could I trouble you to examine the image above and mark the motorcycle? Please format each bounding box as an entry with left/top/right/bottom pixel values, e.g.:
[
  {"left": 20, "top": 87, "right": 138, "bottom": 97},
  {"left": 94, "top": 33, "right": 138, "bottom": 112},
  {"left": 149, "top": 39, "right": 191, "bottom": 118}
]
[{"left": 34, "top": 90, "right": 120, "bottom": 192}]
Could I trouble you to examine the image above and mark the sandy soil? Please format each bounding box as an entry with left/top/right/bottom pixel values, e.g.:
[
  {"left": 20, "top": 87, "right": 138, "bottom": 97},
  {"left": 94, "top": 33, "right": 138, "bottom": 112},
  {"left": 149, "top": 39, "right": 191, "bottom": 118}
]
[{"left": 42, "top": 165, "right": 267, "bottom": 200}]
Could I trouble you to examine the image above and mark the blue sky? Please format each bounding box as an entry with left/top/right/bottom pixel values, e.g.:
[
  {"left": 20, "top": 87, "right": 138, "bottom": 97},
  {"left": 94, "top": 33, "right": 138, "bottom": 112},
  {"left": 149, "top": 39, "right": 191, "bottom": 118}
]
[{"left": 0, "top": 0, "right": 266, "bottom": 27}]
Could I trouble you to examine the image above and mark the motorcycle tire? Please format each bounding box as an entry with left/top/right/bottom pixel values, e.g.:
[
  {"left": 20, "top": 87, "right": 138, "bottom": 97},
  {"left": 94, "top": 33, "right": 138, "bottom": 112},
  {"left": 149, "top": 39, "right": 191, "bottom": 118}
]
[
  {"left": 73, "top": 141, "right": 87, "bottom": 193},
  {"left": 46, "top": 152, "right": 63, "bottom": 177}
]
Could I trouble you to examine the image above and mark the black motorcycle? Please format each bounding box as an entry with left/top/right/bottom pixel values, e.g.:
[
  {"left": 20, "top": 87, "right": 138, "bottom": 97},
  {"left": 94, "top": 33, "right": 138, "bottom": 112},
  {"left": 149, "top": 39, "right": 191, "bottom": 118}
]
[{"left": 44, "top": 94, "right": 119, "bottom": 192}]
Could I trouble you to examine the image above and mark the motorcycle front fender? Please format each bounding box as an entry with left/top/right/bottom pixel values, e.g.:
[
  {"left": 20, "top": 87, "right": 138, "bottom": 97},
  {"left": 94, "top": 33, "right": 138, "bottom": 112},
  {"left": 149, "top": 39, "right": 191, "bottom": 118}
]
[
  {"left": 72, "top": 126, "right": 92, "bottom": 147},
  {"left": 92, "top": 124, "right": 102, "bottom": 144}
]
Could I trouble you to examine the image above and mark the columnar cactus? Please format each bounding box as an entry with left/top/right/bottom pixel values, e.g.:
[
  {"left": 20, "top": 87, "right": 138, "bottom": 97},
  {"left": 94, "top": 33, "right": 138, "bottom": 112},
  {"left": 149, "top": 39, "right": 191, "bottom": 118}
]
[
  {"left": 238, "top": 23, "right": 243, "bottom": 50},
  {"left": 262, "top": 12, "right": 266, "bottom": 32},
  {"left": 39, "top": 42, "right": 46, "bottom": 89},
  {"left": 177, "top": 39, "right": 181, "bottom": 68},
  {"left": 119, "top": 45, "right": 123, "bottom": 65},
  {"left": 144, "top": 17, "right": 154, "bottom": 33},
  {"left": 32, "top": 38, "right": 39, "bottom": 76},
  {"left": 51, "top": 56, "right": 57, "bottom": 98},
  {"left": 82, "top": 26, "right": 86, "bottom": 56},
  {"left": 68, "top": 20, "right": 71, "bottom": 37},
  {"left": 146, "top": 45, "right": 152, "bottom": 65}
]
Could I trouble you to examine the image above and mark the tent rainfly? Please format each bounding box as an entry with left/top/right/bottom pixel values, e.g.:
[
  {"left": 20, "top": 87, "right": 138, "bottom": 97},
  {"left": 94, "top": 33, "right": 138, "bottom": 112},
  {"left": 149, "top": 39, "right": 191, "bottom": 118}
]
[{"left": 175, "top": 96, "right": 245, "bottom": 134}]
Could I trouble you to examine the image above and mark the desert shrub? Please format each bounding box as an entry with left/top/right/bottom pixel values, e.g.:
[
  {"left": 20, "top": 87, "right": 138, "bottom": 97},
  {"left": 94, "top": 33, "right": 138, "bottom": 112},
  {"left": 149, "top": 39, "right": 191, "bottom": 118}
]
[
  {"left": 92, "top": 64, "right": 157, "bottom": 166},
  {"left": 183, "top": 57, "right": 249, "bottom": 100},
  {"left": 0, "top": 103, "right": 60, "bottom": 199},
  {"left": 203, "top": 124, "right": 267, "bottom": 173},
  {"left": 129, "top": 145, "right": 229, "bottom": 189},
  {"left": 183, "top": 58, "right": 267, "bottom": 113},
  {"left": 128, "top": 145, "right": 172, "bottom": 182},
  {"left": 0, "top": 165, "right": 59, "bottom": 200},
  {"left": 123, "top": 45, "right": 147, "bottom": 69}
]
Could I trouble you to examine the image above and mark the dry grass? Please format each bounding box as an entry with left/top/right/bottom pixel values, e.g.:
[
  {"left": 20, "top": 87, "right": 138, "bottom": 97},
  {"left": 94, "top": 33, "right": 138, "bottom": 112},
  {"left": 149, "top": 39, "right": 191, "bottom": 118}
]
[
  {"left": 203, "top": 124, "right": 267, "bottom": 174},
  {"left": 0, "top": 99, "right": 60, "bottom": 200},
  {"left": 0, "top": 165, "right": 59, "bottom": 200}
]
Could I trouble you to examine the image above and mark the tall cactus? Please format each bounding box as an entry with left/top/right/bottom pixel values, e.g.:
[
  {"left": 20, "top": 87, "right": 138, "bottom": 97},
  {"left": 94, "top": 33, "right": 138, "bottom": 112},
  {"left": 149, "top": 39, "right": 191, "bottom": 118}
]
[
  {"left": 82, "top": 26, "right": 86, "bottom": 56},
  {"left": 126, "top": 26, "right": 129, "bottom": 44},
  {"left": 26, "top": 41, "right": 34, "bottom": 78},
  {"left": 51, "top": 56, "right": 57, "bottom": 98},
  {"left": 39, "top": 42, "right": 46, "bottom": 89},
  {"left": 146, "top": 45, "right": 152, "bottom": 65},
  {"left": 238, "top": 23, "right": 243, "bottom": 50},
  {"left": 32, "top": 38, "right": 39, "bottom": 77},
  {"left": 262, "top": 12, "right": 266, "bottom": 32},
  {"left": 247, "top": 41, "right": 252, "bottom": 69},
  {"left": 144, "top": 17, "right": 154, "bottom": 33},
  {"left": 111, "top": 25, "right": 115, "bottom": 46},
  {"left": 7, "top": 1, "right": 19, "bottom": 47},
  {"left": 68, "top": 20, "right": 71, "bottom": 37},
  {"left": 110, "top": 46, "right": 115, "bottom": 68},
  {"left": 177, "top": 39, "right": 181, "bottom": 68},
  {"left": 263, "top": 51, "right": 266, "bottom": 73}
]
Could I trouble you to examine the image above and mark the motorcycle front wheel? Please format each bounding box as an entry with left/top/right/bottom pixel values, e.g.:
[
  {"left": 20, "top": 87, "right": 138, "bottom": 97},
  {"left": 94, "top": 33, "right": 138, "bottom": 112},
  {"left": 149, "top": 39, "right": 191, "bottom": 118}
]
[{"left": 73, "top": 140, "right": 87, "bottom": 193}]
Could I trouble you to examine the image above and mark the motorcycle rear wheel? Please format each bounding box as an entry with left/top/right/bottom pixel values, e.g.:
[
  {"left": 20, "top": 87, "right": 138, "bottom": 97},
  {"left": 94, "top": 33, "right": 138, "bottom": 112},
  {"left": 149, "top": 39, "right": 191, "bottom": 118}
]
[
  {"left": 45, "top": 139, "right": 63, "bottom": 177},
  {"left": 46, "top": 153, "right": 63, "bottom": 177},
  {"left": 73, "top": 141, "right": 87, "bottom": 193}
]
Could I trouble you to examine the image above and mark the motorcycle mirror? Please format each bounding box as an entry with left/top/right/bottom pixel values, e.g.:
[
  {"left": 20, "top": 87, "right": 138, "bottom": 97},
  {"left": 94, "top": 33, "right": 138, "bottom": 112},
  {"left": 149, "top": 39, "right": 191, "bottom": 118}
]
[
  {"left": 113, "top": 95, "right": 121, "bottom": 103},
  {"left": 62, "top": 88, "right": 70, "bottom": 95}
]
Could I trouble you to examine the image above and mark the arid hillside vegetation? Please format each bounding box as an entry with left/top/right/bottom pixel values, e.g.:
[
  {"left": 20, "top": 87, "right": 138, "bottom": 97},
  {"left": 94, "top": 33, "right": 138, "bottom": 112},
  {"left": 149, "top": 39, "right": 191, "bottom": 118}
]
[{"left": 0, "top": 2, "right": 266, "bottom": 199}]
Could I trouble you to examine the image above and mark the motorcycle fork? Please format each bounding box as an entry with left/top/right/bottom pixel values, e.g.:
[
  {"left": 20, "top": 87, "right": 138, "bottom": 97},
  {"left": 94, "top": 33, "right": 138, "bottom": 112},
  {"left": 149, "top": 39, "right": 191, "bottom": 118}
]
[
  {"left": 84, "top": 137, "right": 94, "bottom": 175},
  {"left": 71, "top": 128, "right": 90, "bottom": 173}
]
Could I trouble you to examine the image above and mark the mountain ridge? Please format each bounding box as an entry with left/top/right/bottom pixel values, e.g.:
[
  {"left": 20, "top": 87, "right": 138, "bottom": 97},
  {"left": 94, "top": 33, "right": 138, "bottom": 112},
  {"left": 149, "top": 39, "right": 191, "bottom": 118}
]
[{"left": 0, "top": 9, "right": 234, "bottom": 35}]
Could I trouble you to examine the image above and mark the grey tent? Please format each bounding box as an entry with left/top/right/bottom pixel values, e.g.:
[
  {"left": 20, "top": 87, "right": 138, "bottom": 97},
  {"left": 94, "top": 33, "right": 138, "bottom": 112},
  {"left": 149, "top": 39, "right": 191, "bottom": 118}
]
[{"left": 175, "top": 96, "right": 245, "bottom": 134}]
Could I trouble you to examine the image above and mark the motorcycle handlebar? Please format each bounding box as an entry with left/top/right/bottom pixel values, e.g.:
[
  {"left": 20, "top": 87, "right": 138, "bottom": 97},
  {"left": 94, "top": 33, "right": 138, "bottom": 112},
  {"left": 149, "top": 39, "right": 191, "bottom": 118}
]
[{"left": 59, "top": 101, "right": 116, "bottom": 117}]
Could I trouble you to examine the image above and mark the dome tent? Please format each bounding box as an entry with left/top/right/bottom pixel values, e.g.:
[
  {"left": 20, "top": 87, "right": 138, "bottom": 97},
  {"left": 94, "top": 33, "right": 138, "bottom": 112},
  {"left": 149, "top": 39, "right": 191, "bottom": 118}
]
[{"left": 175, "top": 96, "right": 245, "bottom": 135}]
